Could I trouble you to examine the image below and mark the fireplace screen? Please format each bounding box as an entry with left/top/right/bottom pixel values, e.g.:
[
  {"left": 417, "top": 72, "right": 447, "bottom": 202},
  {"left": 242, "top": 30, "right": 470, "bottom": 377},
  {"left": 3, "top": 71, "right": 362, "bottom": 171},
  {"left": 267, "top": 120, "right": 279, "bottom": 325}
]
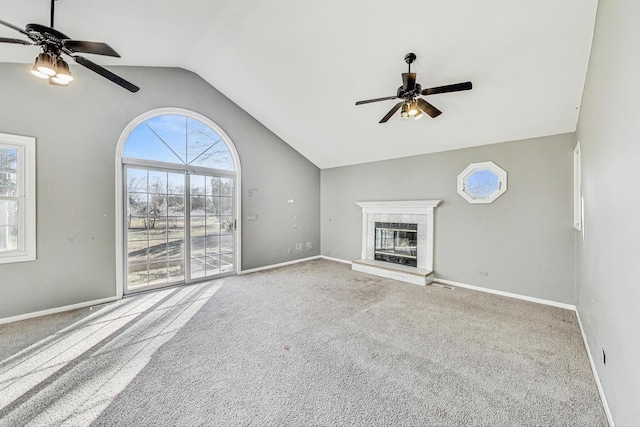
[{"left": 374, "top": 222, "right": 418, "bottom": 267}]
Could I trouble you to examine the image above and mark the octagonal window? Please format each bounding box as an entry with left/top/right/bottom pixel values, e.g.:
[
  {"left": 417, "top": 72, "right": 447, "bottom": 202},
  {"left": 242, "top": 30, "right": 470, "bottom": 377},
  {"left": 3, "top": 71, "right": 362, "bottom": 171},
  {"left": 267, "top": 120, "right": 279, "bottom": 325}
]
[{"left": 457, "top": 161, "right": 507, "bottom": 204}]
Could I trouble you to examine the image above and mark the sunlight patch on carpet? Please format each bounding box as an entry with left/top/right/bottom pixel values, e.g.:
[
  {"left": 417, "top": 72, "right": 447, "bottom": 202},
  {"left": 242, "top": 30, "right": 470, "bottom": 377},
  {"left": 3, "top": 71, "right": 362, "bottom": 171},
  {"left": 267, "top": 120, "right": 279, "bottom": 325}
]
[{"left": 0, "top": 282, "right": 221, "bottom": 425}]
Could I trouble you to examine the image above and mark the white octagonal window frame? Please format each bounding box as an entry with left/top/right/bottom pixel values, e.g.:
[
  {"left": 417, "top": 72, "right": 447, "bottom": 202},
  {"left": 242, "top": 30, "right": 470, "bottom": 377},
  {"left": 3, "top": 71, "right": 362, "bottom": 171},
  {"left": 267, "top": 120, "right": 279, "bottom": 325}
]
[{"left": 457, "top": 161, "right": 507, "bottom": 204}]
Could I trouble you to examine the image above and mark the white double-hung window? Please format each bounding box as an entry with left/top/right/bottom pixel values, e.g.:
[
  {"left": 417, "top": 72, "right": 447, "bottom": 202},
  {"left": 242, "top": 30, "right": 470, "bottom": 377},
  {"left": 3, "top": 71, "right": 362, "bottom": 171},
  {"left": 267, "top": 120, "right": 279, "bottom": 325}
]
[{"left": 0, "top": 133, "right": 36, "bottom": 263}]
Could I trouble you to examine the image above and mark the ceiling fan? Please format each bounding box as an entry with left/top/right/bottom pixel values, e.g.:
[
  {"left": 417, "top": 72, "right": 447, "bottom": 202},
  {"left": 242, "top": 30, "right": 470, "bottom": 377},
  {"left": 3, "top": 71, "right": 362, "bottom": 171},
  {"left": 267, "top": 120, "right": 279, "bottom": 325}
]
[
  {"left": 0, "top": 0, "right": 139, "bottom": 92},
  {"left": 356, "top": 53, "right": 471, "bottom": 123}
]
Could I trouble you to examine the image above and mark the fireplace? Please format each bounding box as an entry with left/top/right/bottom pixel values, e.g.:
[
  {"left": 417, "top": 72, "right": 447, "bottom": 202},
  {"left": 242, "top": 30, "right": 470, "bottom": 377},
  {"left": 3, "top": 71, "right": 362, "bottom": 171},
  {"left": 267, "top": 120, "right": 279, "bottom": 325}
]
[
  {"left": 374, "top": 222, "right": 418, "bottom": 267},
  {"left": 352, "top": 200, "right": 441, "bottom": 286}
]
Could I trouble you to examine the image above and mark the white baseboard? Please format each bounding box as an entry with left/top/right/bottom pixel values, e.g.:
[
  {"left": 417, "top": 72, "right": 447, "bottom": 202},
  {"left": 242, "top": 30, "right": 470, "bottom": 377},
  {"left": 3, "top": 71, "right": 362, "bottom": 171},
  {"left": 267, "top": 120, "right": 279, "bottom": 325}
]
[
  {"left": 434, "top": 278, "right": 576, "bottom": 311},
  {"left": 240, "top": 255, "right": 322, "bottom": 274},
  {"left": 0, "top": 296, "right": 118, "bottom": 326},
  {"left": 320, "top": 255, "right": 352, "bottom": 265},
  {"left": 575, "top": 310, "right": 615, "bottom": 426}
]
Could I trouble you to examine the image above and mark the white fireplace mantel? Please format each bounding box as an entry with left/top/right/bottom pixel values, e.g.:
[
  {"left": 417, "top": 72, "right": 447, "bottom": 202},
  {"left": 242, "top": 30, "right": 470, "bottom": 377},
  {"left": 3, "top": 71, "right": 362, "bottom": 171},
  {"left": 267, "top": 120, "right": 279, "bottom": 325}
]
[
  {"left": 353, "top": 200, "right": 442, "bottom": 286},
  {"left": 355, "top": 200, "right": 442, "bottom": 215}
]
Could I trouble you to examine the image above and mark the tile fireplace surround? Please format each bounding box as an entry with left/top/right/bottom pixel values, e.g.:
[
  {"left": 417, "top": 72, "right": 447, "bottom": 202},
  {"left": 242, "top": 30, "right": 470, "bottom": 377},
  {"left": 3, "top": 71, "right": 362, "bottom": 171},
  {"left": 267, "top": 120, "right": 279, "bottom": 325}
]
[{"left": 352, "top": 200, "right": 442, "bottom": 286}]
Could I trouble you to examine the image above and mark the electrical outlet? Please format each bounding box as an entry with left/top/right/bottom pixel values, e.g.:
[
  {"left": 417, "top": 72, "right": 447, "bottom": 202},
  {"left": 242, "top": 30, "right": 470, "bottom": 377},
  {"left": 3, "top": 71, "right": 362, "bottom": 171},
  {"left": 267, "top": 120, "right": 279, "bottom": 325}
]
[
  {"left": 287, "top": 248, "right": 292, "bottom": 255},
  {"left": 306, "top": 242, "right": 313, "bottom": 250},
  {"left": 479, "top": 272, "right": 489, "bottom": 277},
  {"left": 295, "top": 243, "right": 302, "bottom": 251}
]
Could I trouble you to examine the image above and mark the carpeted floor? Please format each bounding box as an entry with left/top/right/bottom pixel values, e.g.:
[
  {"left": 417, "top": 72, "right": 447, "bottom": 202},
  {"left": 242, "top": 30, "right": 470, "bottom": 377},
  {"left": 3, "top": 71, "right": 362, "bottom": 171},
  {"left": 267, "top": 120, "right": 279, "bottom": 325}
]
[{"left": 0, "top": 259, "right": 607, "bottom": 426}]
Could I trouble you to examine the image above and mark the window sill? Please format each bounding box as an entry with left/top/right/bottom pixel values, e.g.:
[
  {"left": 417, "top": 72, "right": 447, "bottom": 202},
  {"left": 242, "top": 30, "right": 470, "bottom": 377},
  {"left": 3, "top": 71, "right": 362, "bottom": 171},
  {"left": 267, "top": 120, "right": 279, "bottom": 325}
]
[{"left": 0, "top": 252, "right": 36, "bottom": 264}]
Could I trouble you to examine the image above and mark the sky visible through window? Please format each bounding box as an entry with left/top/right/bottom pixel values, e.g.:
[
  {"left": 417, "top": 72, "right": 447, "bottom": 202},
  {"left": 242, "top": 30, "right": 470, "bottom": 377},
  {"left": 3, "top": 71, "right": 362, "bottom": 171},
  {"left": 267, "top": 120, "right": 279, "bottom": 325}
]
[
  {"left": 123, "top": 115, "right": 234, "bottom": 171},
  {"left": 465, "top": 169, "right": 499, "bottom": 198}
]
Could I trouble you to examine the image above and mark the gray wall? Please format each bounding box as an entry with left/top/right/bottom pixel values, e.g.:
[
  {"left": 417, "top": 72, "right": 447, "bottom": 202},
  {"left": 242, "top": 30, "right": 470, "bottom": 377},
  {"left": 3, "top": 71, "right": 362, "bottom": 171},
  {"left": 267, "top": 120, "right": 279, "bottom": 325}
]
[
  {"left": 321, "top": 133, "right": 576, "bottom": 304},
  {"left": 575, "top": 1, "right": 640, "bottom": 425},
  {"left": 0, "top": 64, "right": 320, "bottom": 319}
]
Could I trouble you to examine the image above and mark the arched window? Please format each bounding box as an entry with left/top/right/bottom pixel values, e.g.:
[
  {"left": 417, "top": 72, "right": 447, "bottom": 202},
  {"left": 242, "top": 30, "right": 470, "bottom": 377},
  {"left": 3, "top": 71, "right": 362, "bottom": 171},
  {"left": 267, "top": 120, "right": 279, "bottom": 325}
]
[
  {"left": 117, "top": 109, "right": 240, "bottom": 295},
  {"left": 122, "top": 114, "right": 235, "bottom": 170}
]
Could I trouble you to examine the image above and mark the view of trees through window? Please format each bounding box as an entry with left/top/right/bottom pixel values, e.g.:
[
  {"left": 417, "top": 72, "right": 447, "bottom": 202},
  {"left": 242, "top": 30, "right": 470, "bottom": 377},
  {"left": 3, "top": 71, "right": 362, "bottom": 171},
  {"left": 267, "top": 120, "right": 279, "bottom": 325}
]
[
  {"left": 123, "top": 112, "right": 236, "bottom": 291},
  {"left": 126, "top": 169, "right": 186, "bottom": 287},
  {"left": 0, "top": 147, "right": 18, "bottom": 252}
]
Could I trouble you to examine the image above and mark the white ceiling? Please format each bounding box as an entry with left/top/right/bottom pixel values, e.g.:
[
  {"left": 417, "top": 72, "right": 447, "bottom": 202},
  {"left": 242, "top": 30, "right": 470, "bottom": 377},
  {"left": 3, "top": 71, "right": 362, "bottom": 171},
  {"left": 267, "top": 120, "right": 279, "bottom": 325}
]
[{"left": 1, "top": 0, "right": 598, "bottom": 169}]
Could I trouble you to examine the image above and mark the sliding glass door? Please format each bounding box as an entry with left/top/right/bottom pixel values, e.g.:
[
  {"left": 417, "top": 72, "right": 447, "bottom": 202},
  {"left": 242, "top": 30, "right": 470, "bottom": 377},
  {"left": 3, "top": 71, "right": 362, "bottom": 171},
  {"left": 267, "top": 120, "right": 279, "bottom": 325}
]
[
  {"left": 125, "top": 167, "right": 235, "bottom": 293},
  {"left": 189, "top": 174, "right": 235, "bottom": 280}
]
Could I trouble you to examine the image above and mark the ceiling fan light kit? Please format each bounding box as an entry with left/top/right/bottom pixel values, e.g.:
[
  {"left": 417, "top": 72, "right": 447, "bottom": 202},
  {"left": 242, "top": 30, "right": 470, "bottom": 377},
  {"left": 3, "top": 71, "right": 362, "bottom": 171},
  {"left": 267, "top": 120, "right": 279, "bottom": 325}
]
[
  {"left": 30, "top": 58, "right": 51, "bottom": 79},
  {"left": 355, "top": 52, "right": 472, "bottom": 123},
  {"left": 49, "top": 73, "right": 69, "bottom": 86},
  {"left": 34, "top": 51, "right": 56, "bottom": 76},
  {"left": 54, "top": 57, "right": 73, "bottom": 82},
  {"left": 0, "top": 0, "right": 139, "bottom": 92},
  {"left": 408, "top": 100, "right": 419, "bottom": 116},
  {"left": 29, "top": 49, "right": 74, "bottom": 86},
  {"left": 401, "top": 103, "right": 410, "bottom": 119}
]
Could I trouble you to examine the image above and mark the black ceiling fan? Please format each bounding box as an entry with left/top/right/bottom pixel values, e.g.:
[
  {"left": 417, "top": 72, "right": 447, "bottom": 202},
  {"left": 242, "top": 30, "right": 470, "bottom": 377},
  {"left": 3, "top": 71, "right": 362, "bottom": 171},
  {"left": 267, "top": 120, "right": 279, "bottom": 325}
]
[
  {"left": 356, "top": 53, "right": 471, "bottom": 123},
  {"left": 0, "top": 0, "right": 139, "bottom": 92}
]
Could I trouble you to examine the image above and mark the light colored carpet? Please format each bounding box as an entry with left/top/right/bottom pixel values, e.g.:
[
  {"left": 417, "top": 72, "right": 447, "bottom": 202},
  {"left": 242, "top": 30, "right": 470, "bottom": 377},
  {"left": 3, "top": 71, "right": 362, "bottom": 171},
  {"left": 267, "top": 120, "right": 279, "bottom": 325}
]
[
  {"left": 0, "top": 259, "right": 606, "bottom": 426},
  {"left": 0, "top": 307, "right": 93, "bottom": 361}
]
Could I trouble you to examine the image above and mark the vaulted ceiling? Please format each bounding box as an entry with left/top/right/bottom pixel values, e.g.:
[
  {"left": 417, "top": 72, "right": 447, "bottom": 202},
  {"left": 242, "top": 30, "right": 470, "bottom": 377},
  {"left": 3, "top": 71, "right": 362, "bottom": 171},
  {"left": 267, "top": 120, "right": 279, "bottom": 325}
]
[{"left": 1, "top": 0, "right": 598, "bottom": 168}]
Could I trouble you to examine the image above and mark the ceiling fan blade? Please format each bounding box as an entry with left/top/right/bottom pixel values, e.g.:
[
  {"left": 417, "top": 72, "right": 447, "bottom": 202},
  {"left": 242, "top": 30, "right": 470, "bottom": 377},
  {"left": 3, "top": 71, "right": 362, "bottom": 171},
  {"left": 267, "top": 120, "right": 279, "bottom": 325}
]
[
  {"left": 0, "top": 37, "right": 32, "bottom": 46},
  {"left": 63, "top": 40, "right": 120, "bottom": 57},
  {"left": 73, "top": 56, "right": 140, "bottom": 93},
  {"left": 355, "top": 95, "right": 397, "bottom": 106},
  {"left": 0, "top": 19, "right": 30, "bottom": 37},
  {"left": 417, "top": 98, "right": 442, "bottom": 118},
  {"left": 379, "top": 102, "right": 403, "bottom": 123},
  {"left": 402, "top": 73, "right": 416, "bottom": 91},
  {"left": 422, "top": 81, "right": 473, "bottom": 96}
]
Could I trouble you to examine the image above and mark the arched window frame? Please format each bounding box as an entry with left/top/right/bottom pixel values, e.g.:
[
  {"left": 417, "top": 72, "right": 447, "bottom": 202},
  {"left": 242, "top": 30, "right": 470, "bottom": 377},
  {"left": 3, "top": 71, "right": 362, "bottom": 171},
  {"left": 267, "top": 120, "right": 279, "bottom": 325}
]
[{"left": 114, "top": 108, "right": 242, "bottom": 298}]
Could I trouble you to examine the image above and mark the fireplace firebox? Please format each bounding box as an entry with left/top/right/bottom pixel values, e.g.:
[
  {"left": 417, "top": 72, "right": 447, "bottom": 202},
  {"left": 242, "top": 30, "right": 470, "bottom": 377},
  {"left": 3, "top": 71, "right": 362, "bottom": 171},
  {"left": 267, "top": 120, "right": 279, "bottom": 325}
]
[{"left": 374, "top": 222, "right": 418, "bottom": 267}]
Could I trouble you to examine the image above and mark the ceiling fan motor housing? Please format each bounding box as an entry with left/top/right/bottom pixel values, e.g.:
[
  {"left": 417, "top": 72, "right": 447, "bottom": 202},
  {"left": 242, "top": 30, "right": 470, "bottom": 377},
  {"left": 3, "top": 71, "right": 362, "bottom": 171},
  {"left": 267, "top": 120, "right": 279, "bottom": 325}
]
[{"left": 397, "top": 83, "right": 422, "bottom": 100}]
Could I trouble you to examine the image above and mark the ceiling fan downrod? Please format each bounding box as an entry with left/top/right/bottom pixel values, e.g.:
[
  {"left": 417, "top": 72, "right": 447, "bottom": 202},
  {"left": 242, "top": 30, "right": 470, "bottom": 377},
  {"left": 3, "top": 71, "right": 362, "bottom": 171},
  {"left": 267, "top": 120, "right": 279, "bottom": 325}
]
[{"left": 50, "top": 0, "right": 58, "bottom": 29}]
